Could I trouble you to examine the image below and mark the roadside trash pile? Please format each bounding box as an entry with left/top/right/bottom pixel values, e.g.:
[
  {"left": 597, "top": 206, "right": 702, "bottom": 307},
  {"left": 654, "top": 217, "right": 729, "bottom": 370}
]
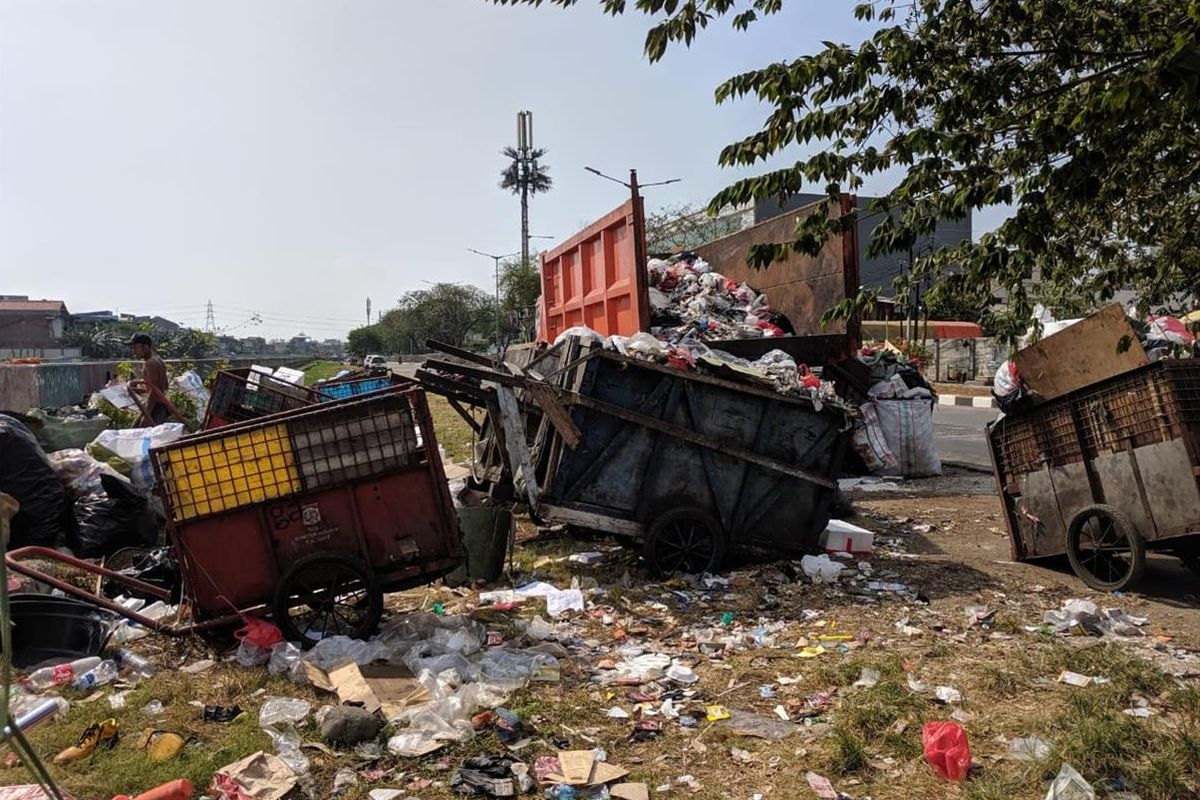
[
  {"left": 1, "top": 410, "right": 180, "bottom": 556},
  {"left": 846, "top": 345, "right": 941, "bottom": 478},
  {"left": 646, "top": 254, "right": 794, "bottom": 342},
  {"left": 3, "top": 501, "right": 1199, "bottom": 800}
]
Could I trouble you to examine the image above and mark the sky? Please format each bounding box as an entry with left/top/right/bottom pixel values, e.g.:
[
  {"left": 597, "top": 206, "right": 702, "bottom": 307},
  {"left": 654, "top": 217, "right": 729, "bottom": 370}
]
[{"left": 0, "top": 1, "right": 999, "bottom": 341}]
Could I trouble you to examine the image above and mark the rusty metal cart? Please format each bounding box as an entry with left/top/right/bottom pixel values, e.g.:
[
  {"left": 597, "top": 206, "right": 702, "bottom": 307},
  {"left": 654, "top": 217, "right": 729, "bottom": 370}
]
[
  {"left": 7, "top": 386, "right": 462, "bottom": 643},
  {"left": 988, "top": 358, "right": 1200, "bottom": 590},
  {"left": 419, "top": 337, "right": 852, "bottom": 574},
  {"left": 204, "top": 367, "right": 407, "bottom": 430}
]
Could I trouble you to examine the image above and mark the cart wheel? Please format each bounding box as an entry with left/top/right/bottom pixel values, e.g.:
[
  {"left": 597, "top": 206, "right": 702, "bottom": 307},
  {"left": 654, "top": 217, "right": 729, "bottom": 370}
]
[
  {"left": 273, "top": 553, "right": 383, "bottom": 647},
  {"left": 644, "top": 508, "right": 727, "bottom": 576},
  {"left": 1066, "top": 504, "right": 1146, "bottom": 591}
]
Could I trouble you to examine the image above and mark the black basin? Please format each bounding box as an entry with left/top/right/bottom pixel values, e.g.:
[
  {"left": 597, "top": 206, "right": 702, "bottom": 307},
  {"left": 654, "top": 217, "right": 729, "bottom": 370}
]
[{"left": 8, "top": 593, "right": 116, "bottom": 669}]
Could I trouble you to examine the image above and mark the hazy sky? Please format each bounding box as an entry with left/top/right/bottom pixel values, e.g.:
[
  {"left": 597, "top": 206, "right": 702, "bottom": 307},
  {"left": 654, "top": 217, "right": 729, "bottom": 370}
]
[{"left": 1, "top": 1, "right": 986, "bottom": 340}]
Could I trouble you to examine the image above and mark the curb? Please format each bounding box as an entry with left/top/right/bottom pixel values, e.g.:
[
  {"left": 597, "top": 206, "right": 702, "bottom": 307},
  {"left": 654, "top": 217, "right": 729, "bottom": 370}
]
[{"left": 937, "top": 393, "right": 998, "bottom": 409}]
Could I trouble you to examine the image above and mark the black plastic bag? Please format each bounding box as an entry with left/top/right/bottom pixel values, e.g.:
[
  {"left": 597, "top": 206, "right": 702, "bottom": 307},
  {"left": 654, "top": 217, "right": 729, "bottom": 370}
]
[
  {"left": 69, "top": 473, "right": 161, "bottom": 558},
  {"left": 0, "top": 414, "right": 75, "bottom": 548},
  {"left": 100, "top": 546, "right": 180, "bottom": 602}
]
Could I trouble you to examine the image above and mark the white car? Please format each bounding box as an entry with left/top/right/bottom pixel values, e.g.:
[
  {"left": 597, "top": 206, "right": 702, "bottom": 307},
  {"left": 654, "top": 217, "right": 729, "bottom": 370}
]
[{"left": 364, "top": 354, "right": 388, "bottom": 369}]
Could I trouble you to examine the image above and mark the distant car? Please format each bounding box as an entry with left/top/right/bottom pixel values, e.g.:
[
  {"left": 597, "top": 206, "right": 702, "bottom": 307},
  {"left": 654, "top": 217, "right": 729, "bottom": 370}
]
[{"left": 364, "top": 354, "right": 388, "bottom": 369}]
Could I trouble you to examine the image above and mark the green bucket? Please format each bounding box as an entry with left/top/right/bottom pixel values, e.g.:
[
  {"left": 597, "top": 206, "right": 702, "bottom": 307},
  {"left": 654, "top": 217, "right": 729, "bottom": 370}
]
[{"left": 447, "top": 506, "right": 511, "bottom": 585}]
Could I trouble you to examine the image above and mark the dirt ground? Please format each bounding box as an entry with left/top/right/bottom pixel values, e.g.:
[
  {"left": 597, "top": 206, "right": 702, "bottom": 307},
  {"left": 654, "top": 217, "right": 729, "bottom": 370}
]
[
  {"left": 9, "top": 468, "right": 1200, "bottom": 800},
  {"left": 846, "top": 469, "right": 1200, "bottom": 649}
]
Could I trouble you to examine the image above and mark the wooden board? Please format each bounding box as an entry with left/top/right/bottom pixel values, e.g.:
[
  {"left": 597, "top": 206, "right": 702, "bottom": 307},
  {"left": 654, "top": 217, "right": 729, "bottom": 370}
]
[{"left": 1013, "top": 304, "right": 1146, "bottom": 402}]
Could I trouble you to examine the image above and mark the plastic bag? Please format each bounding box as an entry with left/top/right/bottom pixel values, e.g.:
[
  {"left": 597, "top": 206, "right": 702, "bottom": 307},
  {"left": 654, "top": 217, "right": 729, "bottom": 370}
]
[
  {"left": 871, "top": 399, "right": 941, "bottom": 477},
  {"left": 88, "top": 423, "right": 185, "bottom": 489},
  {"left": 48, "top": 448, "right": 120, "bottom": 497},
  {"left": 69, "top": 473, "right": 161, "bottom": 558},
  {"left": 170, "top": 371, "right": 211, "bottom": 410},
  {"left": 0, "top": 414, "right": 75, "bottom": 549},
  {"left": 26, "top": 409, "right": 112, "bottom": 453},
  {"left": 259, "top": 697, "right": 311, "bottom": 727},
  {"left": 268, "top": 641, "right": 304, "bottom": 681},
  {"left": 922, "top": 721, "right": 971, "bottom": 781},
  {"left": 800, "top": 554, "right": 844, "bottom": 584}
]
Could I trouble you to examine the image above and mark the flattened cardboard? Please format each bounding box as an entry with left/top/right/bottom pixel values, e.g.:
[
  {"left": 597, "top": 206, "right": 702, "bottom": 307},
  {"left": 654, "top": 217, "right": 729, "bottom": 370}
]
[
  {"left": 1013, "top": 304, "right": 1146, "bottom": 402},
  {"left": 611, "top": 784, "right": 650, "bottom": 800}
]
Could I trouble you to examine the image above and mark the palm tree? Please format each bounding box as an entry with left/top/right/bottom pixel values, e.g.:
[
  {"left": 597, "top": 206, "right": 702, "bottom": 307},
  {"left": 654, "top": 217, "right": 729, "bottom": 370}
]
[
  {"left": 499, "top": 146, "right": 552, "bottom": 265},
  {"left": 498, "top": 146, "right": 552, "bottom": 195}
]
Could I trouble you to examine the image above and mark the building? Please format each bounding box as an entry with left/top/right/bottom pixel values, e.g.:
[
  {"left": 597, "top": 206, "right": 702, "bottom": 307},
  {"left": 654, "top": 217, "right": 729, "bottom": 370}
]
[
  {"left": 0, "top": 296, "right": 71, "bottom": 348},
  {"left": 755, "top": 194, "right": 972, "bottom": 296},
  {"left": 240, "top": 336, "right": 267, "bottom": 353}
]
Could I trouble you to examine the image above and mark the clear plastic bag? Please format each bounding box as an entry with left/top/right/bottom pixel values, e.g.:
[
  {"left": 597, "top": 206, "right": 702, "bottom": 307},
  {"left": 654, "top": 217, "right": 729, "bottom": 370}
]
[
  {"left": 269, "top": 641, "right": 303, "bottom": 680},
  {"left": 259, "top": 697, "right": 311, "bottom": 727}
]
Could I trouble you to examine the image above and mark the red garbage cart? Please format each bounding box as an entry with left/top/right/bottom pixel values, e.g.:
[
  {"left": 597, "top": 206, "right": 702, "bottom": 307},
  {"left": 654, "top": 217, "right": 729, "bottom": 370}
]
[{"left": 6, "top": 386, "right": 463, "bottom": 643}]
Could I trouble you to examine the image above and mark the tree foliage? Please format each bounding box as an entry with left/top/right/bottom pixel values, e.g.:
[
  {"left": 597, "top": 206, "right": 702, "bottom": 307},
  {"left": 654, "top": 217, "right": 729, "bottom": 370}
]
[
  {"left": 491, "top": 0, "right": 1200, "bottom": 334},
  {"left": 346, "top": 326, "right": 384, "bottom": 357},
  {"left": 499, "top": 146, "right": 554, "bottom": 196},
  {"left": 644, "top": 201, "right": 749, "bottom": 253},
  {"left": 349, "top": 283, "right": 498, "bottom": 354},
  {"left": 62, "top": 321, "right": 216, "bottom": 359},
  {"left": 499, "top": 256, "right": 543, "bottom": 342}
]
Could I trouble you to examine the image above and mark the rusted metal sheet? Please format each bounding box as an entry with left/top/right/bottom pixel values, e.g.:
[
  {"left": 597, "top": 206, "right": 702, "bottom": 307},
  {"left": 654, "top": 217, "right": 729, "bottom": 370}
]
[
  {"left": 538, "top": 198, "right": 649, "bottom": 343},
  {"left": 1020, "top": 467, "right": 1067, "bottom": 557},
  {"left": 1093, "top": 452, "right": 1156, "bottom": 538},
  {"left": 1135, "top": 440, "right": 1200, "bottom": 537},
  {"left": 694, "top": 196, "right": 861, "bottom": 340}
]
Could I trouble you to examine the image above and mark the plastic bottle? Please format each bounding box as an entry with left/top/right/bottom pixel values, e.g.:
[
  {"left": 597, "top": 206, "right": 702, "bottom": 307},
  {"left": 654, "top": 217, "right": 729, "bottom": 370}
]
[
  {"left": 555, "top": 786, "right": 578, "bottom": 800},
  {"left": 70, "top": 659, "right": 119, "bottom": 691},
  {"left": 24, "top": 657, "right": 101, "bottom": 691},
  {"left": 114, "top": 648, "right": 155, "bottom": 678},
  {"left": 111, "top": 778, "right": 195, "bottom": 800}
]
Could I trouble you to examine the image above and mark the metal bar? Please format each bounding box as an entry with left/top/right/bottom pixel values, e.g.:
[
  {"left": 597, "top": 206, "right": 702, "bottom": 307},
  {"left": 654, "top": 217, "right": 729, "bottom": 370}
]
[
  {"left": 447, "top": 399, "right": 484, "bottom": 435},
  {"left": 542, "top": 504, "right": 645, "bottom": 537},
  {"left": 6, "top": 546, "right": 171, "bottom": 602},
  {"left": 563, "top": 391, "right": 838, "bottom": 490},
  {"left": 421, "top": 359, "right": 529, "bottom": 389},
  {"left": 425, "top": 339, "right": 498, "bottom": 367}
]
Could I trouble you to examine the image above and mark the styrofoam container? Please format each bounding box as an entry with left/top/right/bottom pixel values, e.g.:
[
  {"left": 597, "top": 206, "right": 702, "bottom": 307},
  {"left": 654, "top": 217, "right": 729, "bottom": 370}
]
[{"left": 820, "top": 519, "right": 875, "bottom": 554}]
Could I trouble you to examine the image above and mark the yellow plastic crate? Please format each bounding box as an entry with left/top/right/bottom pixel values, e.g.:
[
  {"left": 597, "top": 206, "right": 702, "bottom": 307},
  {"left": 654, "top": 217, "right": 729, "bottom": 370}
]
[{"left": 159, "top": 424, "right": 301, "bottom": 521}]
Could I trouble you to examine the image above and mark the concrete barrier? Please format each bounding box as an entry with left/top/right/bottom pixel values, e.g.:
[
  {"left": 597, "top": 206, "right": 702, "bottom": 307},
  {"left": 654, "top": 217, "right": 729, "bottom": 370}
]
[{"left": 0, "top": 356, "right": 310, "bottom": 411}]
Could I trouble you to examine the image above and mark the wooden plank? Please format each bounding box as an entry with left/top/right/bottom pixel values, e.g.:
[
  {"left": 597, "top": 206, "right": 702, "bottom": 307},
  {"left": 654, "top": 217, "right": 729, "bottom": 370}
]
[
  {"left": 491, "top": 383, "right": 540, "bottom": 510},
  {"left": 1013, "top": 304, "right": 1146, "bottom": 402},
  {"left": 526, "top": 383, "right": 582, "bottom": 448},
  {"left": 541, "top": 504, "right": 645, "bottom": 537}
]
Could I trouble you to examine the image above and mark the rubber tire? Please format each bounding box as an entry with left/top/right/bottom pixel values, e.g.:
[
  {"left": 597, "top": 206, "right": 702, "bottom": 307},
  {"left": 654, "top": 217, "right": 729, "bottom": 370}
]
[
  {"left": 643, "top": 508, "right": 727, "bottom": 577},
  {"left": 1066, "top": 504, "right": 1146, "bottom": 592},
  {"left": 272, "top": 552, "right": 383, "bottom": 647}
]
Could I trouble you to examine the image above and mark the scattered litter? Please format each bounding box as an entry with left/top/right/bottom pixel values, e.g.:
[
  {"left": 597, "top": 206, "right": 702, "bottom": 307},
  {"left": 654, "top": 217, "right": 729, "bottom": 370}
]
[
  {"left": 141, "top": 699, "right": 165, "bottom": 716},
  {"left": 730, "top": 747, "right": 754, "bottom": 763},
  {"left": 1043, "top": 599, "right": 1147, "bottom": 637},
  {"left": 1007, "top": 736, "right": 1052, "bottom": 762},
  {"left": 922, "top": 721, "right": 971, "bottom": 781},
  {"left": 258, "top": 697, "right": 311, "bottom": 727},
  {"left": 906, "top": 675, "right": 929, "bottom": 694},
  {"left": 180, "top": 659, "right": 215, "bottom": 675},
  {"left": 1046, "top": 762, "right": 1095, "bottom": 800},
  {"left": 213, "top": 751, "right": 297, "bottom": 800},
  {"left": 1057, "top": 671, "right": 1109, "bottom": 688},
  {"left": 204, "top": 704, "right": 243, "bottom": 723},
  {"left": 934, "top": 686, "right": 962, "bottom": 704},
  {"left": 705, "top": 705, "right": 730, "bottom": 722},
  {"left": 805, "top": 772, "right": 839, "bottom": 800},
  {"left": 800, "top": 554, "right": 844, "bottom": 584},
  {"left": 606, "top": 707, "right": 630, "bottom": 719},
  {"left": 852, "top": 668, "right": 880, "bottom": 689}
]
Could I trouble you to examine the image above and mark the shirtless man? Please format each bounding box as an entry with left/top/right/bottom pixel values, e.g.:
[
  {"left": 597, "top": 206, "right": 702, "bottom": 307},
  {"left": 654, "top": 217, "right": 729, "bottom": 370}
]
[{"left": 127, "top": 333, "right": 169, "bottom": 424}]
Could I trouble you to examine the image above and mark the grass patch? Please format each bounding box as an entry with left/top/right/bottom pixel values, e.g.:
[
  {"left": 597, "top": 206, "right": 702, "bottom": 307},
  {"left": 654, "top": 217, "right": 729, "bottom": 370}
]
[
  {"left": 963, "top": 770, "right": 1027, "bottom": 800},
  {"left": 427, "top": 394, "right": 480, "bottom": 464},
  {"left": 825, "top": 724, "right": 870, "bottom": 775},
  {"left": 300, "top": 359, "right": 350, "bottom": 385}
]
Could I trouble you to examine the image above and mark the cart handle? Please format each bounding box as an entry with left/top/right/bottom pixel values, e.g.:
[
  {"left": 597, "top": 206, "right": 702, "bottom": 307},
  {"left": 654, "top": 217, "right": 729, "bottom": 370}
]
[{"left": 4, "top": 546, "right": 252, "bottom": 636}]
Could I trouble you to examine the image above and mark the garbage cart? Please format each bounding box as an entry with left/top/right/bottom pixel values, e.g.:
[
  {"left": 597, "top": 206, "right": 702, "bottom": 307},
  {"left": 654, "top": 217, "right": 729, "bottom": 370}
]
[
  {"left": 7, "top": 386, "right": 462, "bottom": 643},
  {"left": 419, "top": 338, "right": 852, "bottom": 574},
  {"left": 204, "top": 368, "right": 407, "bottom": 429},
  {"left": 988, "top": 358, "right": 1200, "bottom": 590}
]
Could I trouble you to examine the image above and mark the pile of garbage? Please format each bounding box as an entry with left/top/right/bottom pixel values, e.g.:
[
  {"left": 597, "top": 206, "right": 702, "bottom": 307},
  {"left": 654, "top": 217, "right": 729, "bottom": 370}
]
[
  {"left": 1, "top": 408, "right": 179, "bottom": 555},
  {"left": 647, "top": 253, "right": 793, "bottom": 342}
]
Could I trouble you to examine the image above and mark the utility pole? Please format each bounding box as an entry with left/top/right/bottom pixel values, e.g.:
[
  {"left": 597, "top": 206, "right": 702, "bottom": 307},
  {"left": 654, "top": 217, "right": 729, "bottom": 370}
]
[
  {"left": 366, "top": 297, "right": 371, "bottom": 327},
  {"left": 204, "top": 300, "right": 216, "bottom": 334},
  {"left": 517, "top": 111, "right": 533, "bottom": 268}
]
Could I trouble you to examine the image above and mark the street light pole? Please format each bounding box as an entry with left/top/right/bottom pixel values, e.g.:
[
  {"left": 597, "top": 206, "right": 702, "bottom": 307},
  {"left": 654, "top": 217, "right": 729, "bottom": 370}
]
[{"left": 468, "top": 237, "right": 554, "bottom": 357}]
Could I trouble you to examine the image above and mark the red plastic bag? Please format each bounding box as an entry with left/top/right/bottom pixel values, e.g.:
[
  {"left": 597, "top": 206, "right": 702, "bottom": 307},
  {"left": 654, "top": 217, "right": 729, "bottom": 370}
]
[
  {"left": 922, "top": 721, "right": 971, "bottom": 781},
  {"left": 234, "top": 616, "right": 284, "bottom": 649}
]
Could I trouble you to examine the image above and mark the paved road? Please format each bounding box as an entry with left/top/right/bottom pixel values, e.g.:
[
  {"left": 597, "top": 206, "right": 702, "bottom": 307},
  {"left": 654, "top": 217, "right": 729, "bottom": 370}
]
[{"left": 933, "top": 403, "right": 998, "bottom": 470}]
